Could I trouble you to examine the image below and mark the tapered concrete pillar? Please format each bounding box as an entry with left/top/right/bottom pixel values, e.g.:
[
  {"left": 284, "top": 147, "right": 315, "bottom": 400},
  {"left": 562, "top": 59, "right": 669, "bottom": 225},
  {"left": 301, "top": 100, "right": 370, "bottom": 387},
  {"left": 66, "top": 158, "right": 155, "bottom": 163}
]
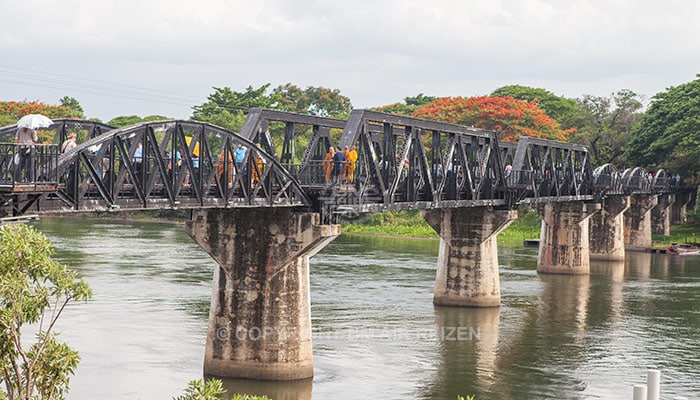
[
  {"left": 185, "top": 208, "right": 340, "bottom": 380},
  {"left": 423, "top": 207, "right": 517, "bottom": 307},
  {"left": 651, "top": 194, "right": 674, "bottom": 235},
  {"left": 536, "top": 201, "right": 600, "bottom": 274},
  {"left": 670, "top": 192, "right": 691, "bottom": 224},
  {"left": 624, "top": 194, "right": 658, "bottom": 250},
  {"left": 590, "top": 196, "right": 630, "bottom": 261}
]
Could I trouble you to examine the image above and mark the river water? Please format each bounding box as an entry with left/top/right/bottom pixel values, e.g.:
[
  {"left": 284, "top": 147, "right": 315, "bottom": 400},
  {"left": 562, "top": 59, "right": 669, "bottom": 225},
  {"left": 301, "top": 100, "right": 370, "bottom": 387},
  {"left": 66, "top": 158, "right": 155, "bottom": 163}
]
[{"left": 32, "top": 217, "right": 698, "bottom": 399}]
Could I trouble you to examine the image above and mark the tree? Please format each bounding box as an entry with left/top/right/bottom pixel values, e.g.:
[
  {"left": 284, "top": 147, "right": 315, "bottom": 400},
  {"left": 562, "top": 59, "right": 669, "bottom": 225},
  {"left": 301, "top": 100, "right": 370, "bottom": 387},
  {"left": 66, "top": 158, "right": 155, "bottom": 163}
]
[
  {"left": 0, "top": 224, "right": 92, "bottom": 400},
  {"left": 490, "top": 85, "right": 578, "bottom": 127},
  {"left": 625, "top": 76, "right": 700, "bottom": 181},
  {"left": 375, "top": 93, "right": 437, "bottom": 116},
  {"left": 567, "top": 90, "right": 644, "bottom": 167},
  {"left": 58, "top": 97, "right": 84, "bottom": 119},
  {"left": 271, "top": 84, "right": 352, "bottom": 118},
  {"left": 412, "top": 96, "right": 573, "bottom": 142},
  {"left": 191, "top": 84, "right": 273, "bottom": 131},
  {"left": 0, "top": 101, "right": 83, "bottom": 122},
  {"left": 107, "top": 115, "right": 170, "bottom": 128}
]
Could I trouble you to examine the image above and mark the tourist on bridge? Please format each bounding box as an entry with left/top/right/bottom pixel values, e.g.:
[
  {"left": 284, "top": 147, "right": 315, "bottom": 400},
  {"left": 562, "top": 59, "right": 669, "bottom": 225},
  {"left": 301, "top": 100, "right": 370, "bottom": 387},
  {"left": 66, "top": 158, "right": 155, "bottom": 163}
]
[
  {"left": 132, "top": 141, "right": 143, "bottom": 183},
  {"left": 61, "top": 133, "right": 78, "bottom": 188},
  {"left": 235, "top": 145, "right": 246, "bottom": 173},
  {"left": 346, "top": 145, "right": 358, "bottom": 183},
  {"left": 251, "top": 144, "right": 265, "bottom": 185},
  {"left": 61, "top": 133, "right": 77, "bottom": 153},
  {"left": 323, "top": 146, "right": 335, "bottom": 184},
  {"left": 14, "top": 126, "right": 38, "bottom": 182},
  {"left": 341, "top": 146, "right": 351, "bottom": 183},
  {"left": 332, "top": 145, "right": 346, "bottom": 185}
]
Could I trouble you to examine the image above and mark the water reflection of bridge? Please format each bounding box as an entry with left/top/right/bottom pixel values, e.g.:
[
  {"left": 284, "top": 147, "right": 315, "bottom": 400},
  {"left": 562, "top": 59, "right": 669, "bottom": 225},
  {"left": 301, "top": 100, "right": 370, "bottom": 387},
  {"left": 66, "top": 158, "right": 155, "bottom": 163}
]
[{"left": 0, "top": 109, "right": 694, "bottom": 381}]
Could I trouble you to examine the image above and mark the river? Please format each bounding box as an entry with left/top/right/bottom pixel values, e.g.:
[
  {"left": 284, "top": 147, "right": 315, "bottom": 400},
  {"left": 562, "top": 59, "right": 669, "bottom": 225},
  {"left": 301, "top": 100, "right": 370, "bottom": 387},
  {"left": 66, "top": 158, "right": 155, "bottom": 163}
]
[{"left": 31, "top": 217, "right": 699, "bottom": 399}]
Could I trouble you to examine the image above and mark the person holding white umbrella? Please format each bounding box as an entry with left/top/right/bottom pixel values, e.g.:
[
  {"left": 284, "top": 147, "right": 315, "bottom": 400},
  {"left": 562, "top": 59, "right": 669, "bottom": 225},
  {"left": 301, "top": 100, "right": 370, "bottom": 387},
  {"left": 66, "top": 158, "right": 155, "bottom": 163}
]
[{"left": 14, "top": 126, "right": 38, "bottom": 182}]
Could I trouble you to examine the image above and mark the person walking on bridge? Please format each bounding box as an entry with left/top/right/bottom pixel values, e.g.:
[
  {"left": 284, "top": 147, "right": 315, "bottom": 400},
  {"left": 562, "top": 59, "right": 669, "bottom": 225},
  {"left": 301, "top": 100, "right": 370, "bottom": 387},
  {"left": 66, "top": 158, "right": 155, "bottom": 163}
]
[
  {"left": 346, "top": 145, "right": 358, "bottom": 183},
  {"left": 332, "top": 146, "right": 346, "bottom": 185},
  {"left": 14, "top": 127, "right": 38, "bottom": 182},
  {"left": 323, "top": 146, "right": 335, "bottom": 184}
]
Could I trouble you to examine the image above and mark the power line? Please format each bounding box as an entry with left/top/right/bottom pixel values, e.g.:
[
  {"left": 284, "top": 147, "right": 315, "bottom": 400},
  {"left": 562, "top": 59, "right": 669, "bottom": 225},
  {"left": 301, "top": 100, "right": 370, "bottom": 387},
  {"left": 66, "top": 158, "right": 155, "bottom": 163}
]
[{"left": 0, "top": 64, "right": 260, "bottom": 115}]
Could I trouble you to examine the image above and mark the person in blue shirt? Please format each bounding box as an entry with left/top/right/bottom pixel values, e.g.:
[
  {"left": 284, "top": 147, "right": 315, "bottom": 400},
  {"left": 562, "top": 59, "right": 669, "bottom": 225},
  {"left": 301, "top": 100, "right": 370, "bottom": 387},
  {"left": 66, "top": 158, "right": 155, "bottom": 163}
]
[
  {"left": 332, "top": 147, "right": 346, "bottom": 185},
  {"left": 235, "top": 145, "right": 246, "bottom": 173}
]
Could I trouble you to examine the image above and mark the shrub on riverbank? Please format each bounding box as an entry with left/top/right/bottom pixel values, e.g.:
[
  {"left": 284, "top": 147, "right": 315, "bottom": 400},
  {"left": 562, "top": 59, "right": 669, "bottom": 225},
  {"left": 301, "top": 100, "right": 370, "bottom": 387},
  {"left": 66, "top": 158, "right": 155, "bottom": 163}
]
[{"left": 174, "top": 379, "right": 270, "bottom": 400}]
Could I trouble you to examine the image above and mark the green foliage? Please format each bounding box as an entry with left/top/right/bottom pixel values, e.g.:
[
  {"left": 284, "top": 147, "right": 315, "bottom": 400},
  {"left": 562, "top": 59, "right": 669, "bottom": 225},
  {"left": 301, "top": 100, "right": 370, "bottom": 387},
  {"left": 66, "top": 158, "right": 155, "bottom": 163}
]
[
  {"left": 173, "top": 379, "right": 226, "bottom": 400},
  {"left": 652, "top": 223, "right": 700, "bottom": 247},
  {"left": 375, "top": 93, "right": 437, "bottom": 116},
  {"left": 491, "top": 85, "right": 578, "bottom": 123},
  {"left": 107, "top": 115, "right": 144, "bottom": 127},
  {"left": 192, "top": 83, "right": 352, "bottom": 133},
  {"left": 0, "top": 224, "right": 92, "bottom": 400},
  {"left": 191, "top": 84, "right": 274, "bottom": 132},
  {"left": 173, "top": 379, "right": 269, "bottom": 400},
  {"left": 58, "top": 97, "right": 84, "bottom": 118},
  {"left": 498, "top": 207, "right": 542, "bottom": 246},
  {"left": 457, "top": 395, "right": 476, "bottom": 400},
  {"left": 625, "top": 76, "right": 700, "bottom": 182},
  {"left": 342, "top": 211, "right": 438, "bottom": 238},
  {"left": 271, "top": 83, "right": 352, "bottom": 118},
  {"left": 568, "top": 89, "right": 643, "bottom": 167}
]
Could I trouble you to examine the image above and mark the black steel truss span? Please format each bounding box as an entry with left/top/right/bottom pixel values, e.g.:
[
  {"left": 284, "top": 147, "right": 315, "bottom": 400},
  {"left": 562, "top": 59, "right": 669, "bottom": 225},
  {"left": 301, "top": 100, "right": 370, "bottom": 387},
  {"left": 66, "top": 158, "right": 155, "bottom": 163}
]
[
  {"left": 334, "top": 109, "right": 509, "bottom": 212},
  {"left": 0, "top": 111, "right": 692, "bottom": 218},
  {"left": 26, "top": 120, "right": 310, "bottom": 214},
  {"left": 509, "top": 136, "right": 593, "bottom": 203}
]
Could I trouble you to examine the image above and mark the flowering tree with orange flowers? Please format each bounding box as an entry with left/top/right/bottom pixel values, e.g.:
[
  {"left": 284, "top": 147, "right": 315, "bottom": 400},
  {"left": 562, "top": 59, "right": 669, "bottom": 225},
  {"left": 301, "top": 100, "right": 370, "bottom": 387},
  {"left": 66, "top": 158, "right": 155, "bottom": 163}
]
[
  {"left": 0, "top": 100, "right": 83, "bottom": 126},
  {"left": 412, "top": 96, "right": 574, "bottom": 142}
]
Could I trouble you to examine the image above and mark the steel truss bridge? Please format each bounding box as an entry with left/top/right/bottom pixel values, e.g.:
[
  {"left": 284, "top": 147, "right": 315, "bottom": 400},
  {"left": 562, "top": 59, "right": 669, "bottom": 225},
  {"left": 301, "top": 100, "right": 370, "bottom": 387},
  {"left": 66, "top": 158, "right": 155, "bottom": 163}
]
[{"left": 0, "top": 109, "right": 686, "bottom": 221}]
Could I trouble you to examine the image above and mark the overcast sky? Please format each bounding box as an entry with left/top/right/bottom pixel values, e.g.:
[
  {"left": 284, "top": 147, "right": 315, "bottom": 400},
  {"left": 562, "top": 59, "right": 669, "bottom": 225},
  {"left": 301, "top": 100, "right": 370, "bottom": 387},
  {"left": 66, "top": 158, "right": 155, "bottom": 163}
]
[{"left": 2, "top": 0, "right": 699, "bottom": 122}]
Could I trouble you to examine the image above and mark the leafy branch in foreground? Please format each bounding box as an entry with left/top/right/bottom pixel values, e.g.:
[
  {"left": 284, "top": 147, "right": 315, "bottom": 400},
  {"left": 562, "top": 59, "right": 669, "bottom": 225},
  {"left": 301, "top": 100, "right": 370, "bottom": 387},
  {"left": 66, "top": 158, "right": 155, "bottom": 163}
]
[
  {"left": 0, "top": 224, "right": 92, "bottom": 400},
  {"left": 173, "top": 379, "right": 270, "bottom": 400}
]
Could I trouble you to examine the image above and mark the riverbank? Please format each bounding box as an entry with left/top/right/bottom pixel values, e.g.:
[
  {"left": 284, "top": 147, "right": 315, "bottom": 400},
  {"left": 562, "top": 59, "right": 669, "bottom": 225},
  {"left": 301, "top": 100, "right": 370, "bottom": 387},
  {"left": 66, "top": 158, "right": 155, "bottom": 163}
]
[
  {"left": 342, "top": 209, "right": 700, "bottom": 249},
  {"left": 342, "top": 209, "right": 542, "bottom": 247}
]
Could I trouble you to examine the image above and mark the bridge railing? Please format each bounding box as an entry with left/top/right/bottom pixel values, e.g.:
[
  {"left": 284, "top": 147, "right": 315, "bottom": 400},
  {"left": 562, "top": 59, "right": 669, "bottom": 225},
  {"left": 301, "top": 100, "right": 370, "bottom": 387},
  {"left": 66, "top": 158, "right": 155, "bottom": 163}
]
[
  {"left": 283, "top": 160, "right": 327, "bottom": 186},
  {"left": 0, "top": 143, "right": 60, "bottom": 189}
]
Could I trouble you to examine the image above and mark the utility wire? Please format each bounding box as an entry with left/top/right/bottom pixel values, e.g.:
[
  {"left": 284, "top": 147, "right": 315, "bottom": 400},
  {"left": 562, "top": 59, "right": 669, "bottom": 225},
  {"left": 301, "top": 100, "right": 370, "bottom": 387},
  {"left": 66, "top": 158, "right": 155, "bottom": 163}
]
[{"left": 0, "top": 64, "right": 253, "bottom": 114}]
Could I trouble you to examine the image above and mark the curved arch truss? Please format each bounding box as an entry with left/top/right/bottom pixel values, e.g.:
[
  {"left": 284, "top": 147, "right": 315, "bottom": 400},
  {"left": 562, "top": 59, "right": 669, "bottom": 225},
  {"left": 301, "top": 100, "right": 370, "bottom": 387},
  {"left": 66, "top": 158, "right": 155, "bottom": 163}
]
[{"left": 35, "top": 120, "right": 310, "bottom": 213}]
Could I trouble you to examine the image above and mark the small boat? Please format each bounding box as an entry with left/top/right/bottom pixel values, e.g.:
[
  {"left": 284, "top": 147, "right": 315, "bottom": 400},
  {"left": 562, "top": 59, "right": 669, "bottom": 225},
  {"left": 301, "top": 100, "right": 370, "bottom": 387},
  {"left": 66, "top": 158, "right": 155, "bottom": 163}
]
[{"left": 667, "top": 243, "right": 700, "bottom": 255}]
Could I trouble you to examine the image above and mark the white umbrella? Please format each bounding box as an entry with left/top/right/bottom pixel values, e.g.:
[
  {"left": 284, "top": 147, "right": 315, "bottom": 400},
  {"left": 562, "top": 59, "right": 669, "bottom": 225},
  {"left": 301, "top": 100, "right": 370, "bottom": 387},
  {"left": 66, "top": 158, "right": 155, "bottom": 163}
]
[{"left": 17, "top": 114, "right": 53, "bottom": 129}]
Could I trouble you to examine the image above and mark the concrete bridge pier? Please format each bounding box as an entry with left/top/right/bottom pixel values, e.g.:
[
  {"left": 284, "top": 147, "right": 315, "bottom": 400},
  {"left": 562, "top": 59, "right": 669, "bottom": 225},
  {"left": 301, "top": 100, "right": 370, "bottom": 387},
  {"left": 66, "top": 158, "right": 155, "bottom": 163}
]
[
  {"left": 536, "top": 201, "right": 600, "bottom": 274},
  {"left": 624, "top": 194, "right": 658, "bottom": 250},
  {"left": 185, "top": 208, "right": 340, "bottom": 380},
  {"left": 670, "top": 192, "right": 691, "bottom": 224},
  {"left": 589, "top": 196, "right": 630, "bottom": 261},
  {"left": 423, "top": 207, "right": 517, "bottom": 307},
  {"left": 651, "top": 194, "right": 674, "bottom": 235}
]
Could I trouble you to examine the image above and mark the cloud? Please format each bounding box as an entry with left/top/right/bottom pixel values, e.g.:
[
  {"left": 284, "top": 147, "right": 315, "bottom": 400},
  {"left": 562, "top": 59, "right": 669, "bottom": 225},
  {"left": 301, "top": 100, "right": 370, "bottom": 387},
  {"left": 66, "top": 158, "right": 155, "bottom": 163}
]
[{"left": 1, "top": 0, "right": 699, "bottom": 120}]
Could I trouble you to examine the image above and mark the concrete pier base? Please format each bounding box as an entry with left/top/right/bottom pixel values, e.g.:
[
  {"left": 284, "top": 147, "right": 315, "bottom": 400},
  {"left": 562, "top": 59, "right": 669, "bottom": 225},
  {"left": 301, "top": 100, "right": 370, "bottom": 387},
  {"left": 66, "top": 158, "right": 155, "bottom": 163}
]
[
  {"left": 624, "top": 194, "right": 658, "bottom": 251},
  {"left": 651, "top": 194, "right": 674, "bottom": 235},
  {"left": 537, "top": 201, "right": 600, "bottom": 274},
  {"left": 185, "top": 208, "right": 340, "bottom": 380},
  {"left": 590, "top": 196, "right": 630, "bottom": 261},
  {"left": 423, "top": 207, "right": 517, "bottom": 307}
]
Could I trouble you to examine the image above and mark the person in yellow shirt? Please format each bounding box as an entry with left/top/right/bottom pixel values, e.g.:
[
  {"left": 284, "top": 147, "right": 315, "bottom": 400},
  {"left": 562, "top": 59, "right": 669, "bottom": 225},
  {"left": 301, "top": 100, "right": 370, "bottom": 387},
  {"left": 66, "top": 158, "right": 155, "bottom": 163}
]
[{"left": 347, "top": 145, "right": 358, "bottom": 183}]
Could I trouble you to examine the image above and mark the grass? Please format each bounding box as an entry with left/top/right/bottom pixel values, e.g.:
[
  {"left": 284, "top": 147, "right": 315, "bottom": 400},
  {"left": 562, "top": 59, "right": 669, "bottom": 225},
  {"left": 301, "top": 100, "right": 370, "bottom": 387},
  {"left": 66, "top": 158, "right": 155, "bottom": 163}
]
[
  {"left": 341, "top": 208, "right": 700, "bottom": 249},
  {"left": 653, "top": 223, "right": 700, "bottom": 247},
  {"left": 341, "top": 208, "right": 542, "bottom": 247}
]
